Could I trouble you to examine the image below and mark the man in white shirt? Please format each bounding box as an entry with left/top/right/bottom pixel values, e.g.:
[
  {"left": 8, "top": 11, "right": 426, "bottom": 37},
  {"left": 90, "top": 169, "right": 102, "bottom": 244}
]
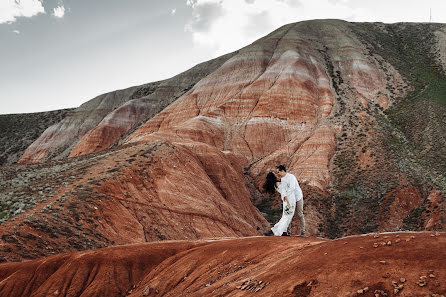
[{"left": 276, "top": 165, "right": 305, "bottom": 237}]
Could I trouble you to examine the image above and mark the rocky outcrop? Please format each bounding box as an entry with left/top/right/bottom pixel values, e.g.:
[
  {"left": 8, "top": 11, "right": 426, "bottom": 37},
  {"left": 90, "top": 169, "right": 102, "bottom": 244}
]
[
  {"left": 1, "top": 233, "right": 445, "bottom": 297},
  {"left": 68, "top": 98, "right": 156, "bottom": 157},
  {"left": 424, "top": 189, "right": 444, "bottom": 230},
  {"left": 378, "top": 186, "right": 424, "bottom": 231},
  {"left": 0, "top": 109, "right": 71, "bottom": 165},
  {"left": 17, "top": 84, "right": 158, "bottom": 164}
]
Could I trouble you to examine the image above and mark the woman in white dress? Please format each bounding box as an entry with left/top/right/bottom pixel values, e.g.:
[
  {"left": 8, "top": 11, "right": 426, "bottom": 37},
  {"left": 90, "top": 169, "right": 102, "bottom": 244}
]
[{"left": 263, "top": 172, "right": 296, "bottom": 236}]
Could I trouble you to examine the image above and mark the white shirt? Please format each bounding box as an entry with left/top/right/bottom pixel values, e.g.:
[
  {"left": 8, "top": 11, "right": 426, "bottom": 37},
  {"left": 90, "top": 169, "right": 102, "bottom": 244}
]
[{"left": 281, "top": 172, "right": 303, "bottom": 202}]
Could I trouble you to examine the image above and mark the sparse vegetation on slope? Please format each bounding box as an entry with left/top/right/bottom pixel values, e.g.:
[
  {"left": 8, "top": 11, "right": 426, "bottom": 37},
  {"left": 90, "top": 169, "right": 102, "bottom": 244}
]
[
  {"left": 353, "top": 23, "right": 446, "bottom": 187},
  {"left": 0, "top": 109, "right": 72, "bottom": 165},
  {"left": 317, "top": 23, "right": 446, "bottom": 238}
]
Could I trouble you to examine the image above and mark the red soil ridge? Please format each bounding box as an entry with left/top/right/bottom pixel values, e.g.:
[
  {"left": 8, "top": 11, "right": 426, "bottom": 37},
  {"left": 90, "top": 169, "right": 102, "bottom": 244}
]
[{"left": 1, "top": 232, "right": 445, "bottom": 297}]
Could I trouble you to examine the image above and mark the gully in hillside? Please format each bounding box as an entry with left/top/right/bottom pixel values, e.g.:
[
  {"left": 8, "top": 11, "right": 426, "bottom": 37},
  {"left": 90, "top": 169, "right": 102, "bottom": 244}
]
[{"left": 263, "top": 165, "right": 305, "bottom": 237}]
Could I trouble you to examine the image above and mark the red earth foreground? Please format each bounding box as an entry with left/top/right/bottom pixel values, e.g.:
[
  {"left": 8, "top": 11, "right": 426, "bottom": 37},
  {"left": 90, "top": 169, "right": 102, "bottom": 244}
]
[{"left": 0, "top": 232, "right": 445, "bottom": 297}]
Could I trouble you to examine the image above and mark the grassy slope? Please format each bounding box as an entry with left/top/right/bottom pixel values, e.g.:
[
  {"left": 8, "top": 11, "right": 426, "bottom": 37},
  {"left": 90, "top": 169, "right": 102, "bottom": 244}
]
[
  {"left": 354, "top": 23, "right": 446, "bottom": 184},
  {"left": 342, "top": 23, "right": 446, "bottom": 233}
]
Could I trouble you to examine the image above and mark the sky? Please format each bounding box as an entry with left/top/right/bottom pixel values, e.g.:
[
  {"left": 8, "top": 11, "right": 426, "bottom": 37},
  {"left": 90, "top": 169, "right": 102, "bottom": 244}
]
[{"left": 1, "top": 0, "right": 446, "bottom": 114}]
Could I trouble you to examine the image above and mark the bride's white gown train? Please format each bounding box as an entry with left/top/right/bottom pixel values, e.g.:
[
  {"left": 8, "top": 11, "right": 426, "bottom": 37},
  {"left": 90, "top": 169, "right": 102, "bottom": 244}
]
[{"left": 271, "top": 183, "right": 296, "bottom": 236}]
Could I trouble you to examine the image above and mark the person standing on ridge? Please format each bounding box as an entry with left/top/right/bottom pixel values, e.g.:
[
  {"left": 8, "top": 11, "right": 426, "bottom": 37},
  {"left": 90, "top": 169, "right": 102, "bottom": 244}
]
[{"left": 276, "top": 165, "right": 305, "bottom": 237}]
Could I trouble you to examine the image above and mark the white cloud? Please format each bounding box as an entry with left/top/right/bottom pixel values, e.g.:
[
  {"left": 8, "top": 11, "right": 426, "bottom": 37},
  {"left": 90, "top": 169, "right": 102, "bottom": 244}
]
[
  {"left": 186, "top": 0, "right": 198, "bottom": 8},
  {"left": 185, "top": 0, "right": 446, "bottom": 57},
  {"left": 0, "top": 0, "right": 45, "bottom": 24},
  {"left": 171, "top": 8, "right": 177, "bottom": 15},
  {"left": 53, "top": 5, "right": 65, "bottom": 18},
  {"left": 185, "top": 0, "right": 365, "bottom": 56},
  {"left": 13, "top": 29, "right": 20, "bottom": 34}
]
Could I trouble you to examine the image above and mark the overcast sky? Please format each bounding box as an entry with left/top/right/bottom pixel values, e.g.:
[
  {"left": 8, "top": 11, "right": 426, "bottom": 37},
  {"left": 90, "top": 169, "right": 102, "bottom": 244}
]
[{"left": 1, "top": 0, "right": 446, "bottom": 114}]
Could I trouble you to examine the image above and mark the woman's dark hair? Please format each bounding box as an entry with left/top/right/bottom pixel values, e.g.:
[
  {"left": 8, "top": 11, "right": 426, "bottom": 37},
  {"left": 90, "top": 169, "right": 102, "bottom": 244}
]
[{"left": 263, "top": 172, "right": 278, "bottom": 195}]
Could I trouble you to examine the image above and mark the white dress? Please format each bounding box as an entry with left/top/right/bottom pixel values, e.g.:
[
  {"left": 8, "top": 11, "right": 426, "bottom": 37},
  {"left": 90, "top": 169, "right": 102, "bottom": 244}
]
[{"left": 271, "top": 182, "right": 296, "bottom": 236}]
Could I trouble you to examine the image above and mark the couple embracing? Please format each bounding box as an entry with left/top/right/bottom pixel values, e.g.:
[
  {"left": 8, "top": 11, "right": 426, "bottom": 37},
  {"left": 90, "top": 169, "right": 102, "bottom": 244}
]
[{"left": 263, "top": 165, "right": 305, "bottom": 237}]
